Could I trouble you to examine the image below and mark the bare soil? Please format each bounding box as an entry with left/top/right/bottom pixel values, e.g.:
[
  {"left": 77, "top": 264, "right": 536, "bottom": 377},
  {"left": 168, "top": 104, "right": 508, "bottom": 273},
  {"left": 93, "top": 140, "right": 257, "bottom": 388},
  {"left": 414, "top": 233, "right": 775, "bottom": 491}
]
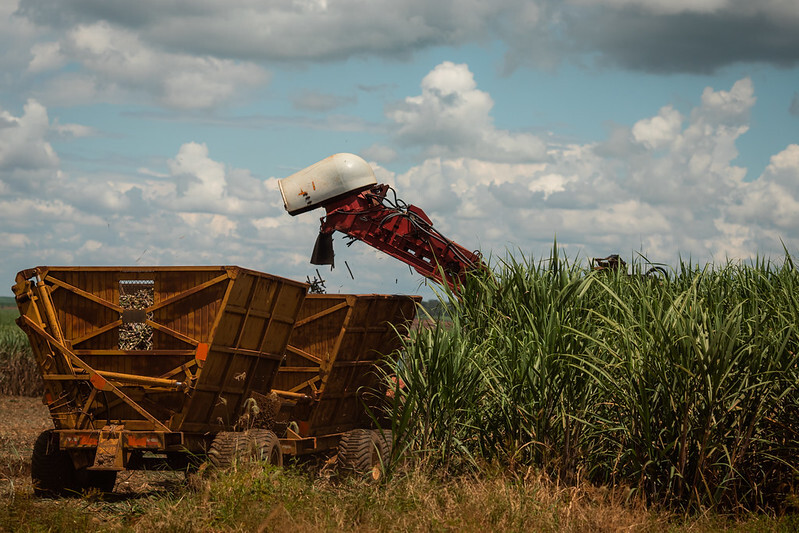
[
  {"left": 0, "top": 395, "right": 183, "bottom": 498},
  {"left": 0, "top": 395, "right": 51, "bottom": 490}
]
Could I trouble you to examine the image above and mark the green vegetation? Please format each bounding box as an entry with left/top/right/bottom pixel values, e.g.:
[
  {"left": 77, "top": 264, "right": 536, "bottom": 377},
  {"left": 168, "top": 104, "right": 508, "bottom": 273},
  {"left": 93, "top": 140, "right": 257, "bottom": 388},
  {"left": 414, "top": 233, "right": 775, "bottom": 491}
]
[
  {"left": 2, "top": 464, "right": 797, "bottom": 532},
  {"left": 386, "top": 248, "right": 799, "bottom": 512},
  {"left": 1, "top": 300, "right": 19, "bottom": 324},
  {"left": 419, "top": 299, "right": 451, "bottom": 320},
  {"left": 0, "top": 298, "right": 39, "bottom": 396},
  {"left": 1, "top": 249, "right": 798, "bottom": 528}
]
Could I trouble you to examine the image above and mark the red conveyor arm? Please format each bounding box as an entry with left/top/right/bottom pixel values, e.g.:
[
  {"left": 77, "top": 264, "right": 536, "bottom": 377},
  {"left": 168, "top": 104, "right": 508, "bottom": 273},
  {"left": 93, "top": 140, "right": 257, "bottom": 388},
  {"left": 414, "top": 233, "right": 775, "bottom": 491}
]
[{"left": 314, "top": 184, "right": 482, "bottom": 291}]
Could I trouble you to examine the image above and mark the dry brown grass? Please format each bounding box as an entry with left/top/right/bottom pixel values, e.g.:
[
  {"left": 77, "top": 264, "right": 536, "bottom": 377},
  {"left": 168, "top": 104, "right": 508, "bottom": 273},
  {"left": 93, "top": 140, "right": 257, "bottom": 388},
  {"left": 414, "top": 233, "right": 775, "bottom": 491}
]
[
  {"left": 1, "top": 434, "right": 796, "bottom": 532},
  {"left": 0, "top": 351, "right": 41, "bottom": 397}
]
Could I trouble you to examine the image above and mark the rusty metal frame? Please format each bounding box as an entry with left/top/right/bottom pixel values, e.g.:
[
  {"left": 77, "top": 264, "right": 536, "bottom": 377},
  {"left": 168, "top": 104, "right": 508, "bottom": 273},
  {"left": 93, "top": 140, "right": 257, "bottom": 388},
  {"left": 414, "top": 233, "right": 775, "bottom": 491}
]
[
  {"left": 14, "top": 265, "right": 307, "bottom": 441},
  {"left": 277, "top": 294, "right": 420, "bottom": 440}
]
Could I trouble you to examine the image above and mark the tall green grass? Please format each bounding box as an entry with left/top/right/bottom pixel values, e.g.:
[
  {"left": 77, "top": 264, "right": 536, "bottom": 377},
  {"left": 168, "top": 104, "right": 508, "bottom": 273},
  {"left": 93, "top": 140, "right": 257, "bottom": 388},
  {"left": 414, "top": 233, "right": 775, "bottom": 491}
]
[
  {"left": 385, "top": 247, "right": 799, "bottom": 511},
  {"left": 0, "top": 305, "right": 39, "bottom": 396}
]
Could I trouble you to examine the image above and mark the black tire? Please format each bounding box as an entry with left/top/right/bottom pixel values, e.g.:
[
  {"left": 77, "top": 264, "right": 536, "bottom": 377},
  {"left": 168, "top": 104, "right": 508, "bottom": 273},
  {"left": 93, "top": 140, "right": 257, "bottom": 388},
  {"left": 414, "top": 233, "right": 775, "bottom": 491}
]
[
  {"left": 645, "top": 266, "right": 668, "bottom": 279},
  {"left": 250, "top": 429, "right": 283, "bottom": 467},
  {"left": 208, "top": 431, "right": 250, "bottom": 470},
  {"left": 372, "top": 429, "right": 393, "bottom": 464},
  {"left": 31, "top": 429, "right": 77, "bottom": 497},
  {"left": 337, "top": 429, "right": 380, "bottom": 477}
]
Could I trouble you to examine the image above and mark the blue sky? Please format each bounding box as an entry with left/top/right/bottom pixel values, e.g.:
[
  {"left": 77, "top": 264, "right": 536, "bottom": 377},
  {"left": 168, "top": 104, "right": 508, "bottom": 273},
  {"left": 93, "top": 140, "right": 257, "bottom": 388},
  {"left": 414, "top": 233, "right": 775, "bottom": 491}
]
[{"left": 1, "top": 0, "right": 798, "bottom": 297}]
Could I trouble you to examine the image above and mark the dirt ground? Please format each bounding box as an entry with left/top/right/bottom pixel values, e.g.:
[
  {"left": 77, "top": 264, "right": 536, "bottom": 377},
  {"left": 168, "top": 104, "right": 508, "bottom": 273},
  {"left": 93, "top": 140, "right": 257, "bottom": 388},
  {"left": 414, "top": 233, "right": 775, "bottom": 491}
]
[
  {"left": 0, "top": 395, "right": 183, "bottom": 498},
  {"left": 0, "top": 395, "right": 52, "bottom": 493}
]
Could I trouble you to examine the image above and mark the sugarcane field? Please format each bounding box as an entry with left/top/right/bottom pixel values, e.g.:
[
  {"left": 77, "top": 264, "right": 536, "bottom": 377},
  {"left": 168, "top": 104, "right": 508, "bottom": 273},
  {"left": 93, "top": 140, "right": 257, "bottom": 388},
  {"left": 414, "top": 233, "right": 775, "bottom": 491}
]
[
  {"left": 2, "top": 4, "right": 799, "bottom": 530},
  {"left": 2, "top": 238, "right": 799, "bottom": 531}
]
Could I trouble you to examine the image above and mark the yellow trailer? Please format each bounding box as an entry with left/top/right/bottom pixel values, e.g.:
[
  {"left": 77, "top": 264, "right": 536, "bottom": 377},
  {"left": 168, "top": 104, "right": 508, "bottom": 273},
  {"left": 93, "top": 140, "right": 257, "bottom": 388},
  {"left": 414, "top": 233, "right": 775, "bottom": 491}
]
[
  {"left": 274, "top": 294, "right": 420, "bottom": 474},
  {"left": 13, "top": 265, "right": 307, "bottom": 495}
]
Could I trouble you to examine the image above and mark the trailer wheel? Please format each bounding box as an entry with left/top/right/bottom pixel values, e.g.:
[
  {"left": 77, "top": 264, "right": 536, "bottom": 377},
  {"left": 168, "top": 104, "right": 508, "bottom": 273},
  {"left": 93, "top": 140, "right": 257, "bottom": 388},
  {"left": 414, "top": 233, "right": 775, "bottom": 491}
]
[
  {"left": 31, "top": 429, "right": 77, "bottom": 497},
  {"left": 372, "top": 429, "right": 393, "bottom": 463},
  {"left": 250, "top": 429, "right": 283, "bottom": 467},
  {"left": 338, "top": 429, "right": 381, "bottom": 479},
  {"left": 208, "top": 431, "right": 249, "bottom": 470}
]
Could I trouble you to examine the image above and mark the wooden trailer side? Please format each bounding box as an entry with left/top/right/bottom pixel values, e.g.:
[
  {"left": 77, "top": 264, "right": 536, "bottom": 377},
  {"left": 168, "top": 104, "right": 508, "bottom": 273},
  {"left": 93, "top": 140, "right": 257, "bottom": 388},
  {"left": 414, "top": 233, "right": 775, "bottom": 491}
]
[
  {"left": 12, "top": 266, "right": 308, "bottom": 435},
  {"left": 279, "top": 294, "right": 420, "bottom": 437}
]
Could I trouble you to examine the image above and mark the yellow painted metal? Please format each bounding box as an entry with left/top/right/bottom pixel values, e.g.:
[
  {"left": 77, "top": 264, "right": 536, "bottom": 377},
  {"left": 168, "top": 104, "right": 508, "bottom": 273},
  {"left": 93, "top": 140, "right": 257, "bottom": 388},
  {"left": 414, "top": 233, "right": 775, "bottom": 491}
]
[
  {"left": 13, "top": 266, "right": 308, "bottom": 436},
  {"left": 89, "top": 424, "right": 125, "bottom": 471},
  {"left": 276, "top": 294, "right": 420, "bottom": 437}
]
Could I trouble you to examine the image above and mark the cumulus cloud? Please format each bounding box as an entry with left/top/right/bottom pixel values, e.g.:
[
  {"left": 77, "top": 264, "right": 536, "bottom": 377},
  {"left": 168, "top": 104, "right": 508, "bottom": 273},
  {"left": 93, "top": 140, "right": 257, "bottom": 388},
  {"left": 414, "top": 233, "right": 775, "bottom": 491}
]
[
  {"left": 17, "top": 0, "right": 503, "bottom": 62},
  {"left": 696, "top": 77, "right": 756, "bottom": 124},
  {"left": 169, "top": 143, "right": 227, "bottom": 204},
  {"left": 14, "top": 0, "right": 799, "bottom": 78},
  {"left": 140, "top": 141, "right": 279, "bottom": 217},
  {"left": 388, "top": 62, "right": 546, "bottom": 162},
  {"left": 0, "top": 99, "right": 60, "bottom": 191},
  {"left": 27, "top": 41, "right": 66, "bottom": 73},
  {"left": 373, "top": 69, "right": 797, "bottom": 269},
  {"left": 0, "top": 1, "right": 41, "bottom": 75},
  {"left": 727, "top": 144, "right": 799, "bottom": 234},
  {"left": 361, "top": 144, "right": 398, "bottom": 164},
  {"left": 631, "top": 106, "right": 682, "bottom": 150},
  {"left": 0, "top": 107, "right": 323, "bottom": 288},
  {"left": 1, "top": 69, "right": 797, "bottom": 298},
  {"left": 28, "top": 20, "right": 269, "bottom": 109}
]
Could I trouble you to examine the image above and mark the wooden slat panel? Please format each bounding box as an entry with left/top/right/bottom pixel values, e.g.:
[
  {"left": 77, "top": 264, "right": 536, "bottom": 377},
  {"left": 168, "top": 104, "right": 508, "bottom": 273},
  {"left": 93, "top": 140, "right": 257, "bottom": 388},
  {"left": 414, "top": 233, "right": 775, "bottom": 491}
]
[
  {"left": 179, "top": 268, "right": 307, "bottom": 432},
  {"left": 16, "top": 266, "right": 307, "bottom": 434},
  {"left": 281, "top": 294, "right": 420, "bottom": 436}
]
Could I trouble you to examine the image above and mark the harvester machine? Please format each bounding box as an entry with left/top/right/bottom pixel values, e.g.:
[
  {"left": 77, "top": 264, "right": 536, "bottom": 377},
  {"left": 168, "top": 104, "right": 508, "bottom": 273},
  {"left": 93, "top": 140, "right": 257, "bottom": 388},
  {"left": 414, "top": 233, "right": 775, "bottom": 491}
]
[{"left": 278, "top": 153, "right": 483, "bottom": 290}]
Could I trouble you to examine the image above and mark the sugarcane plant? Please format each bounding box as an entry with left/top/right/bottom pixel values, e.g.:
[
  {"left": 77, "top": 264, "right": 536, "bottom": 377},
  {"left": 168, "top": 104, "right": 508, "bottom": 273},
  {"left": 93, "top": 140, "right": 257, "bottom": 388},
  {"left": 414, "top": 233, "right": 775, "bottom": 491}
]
[{"left": 384, "top": 244, "right": 799, "bottom": 511}]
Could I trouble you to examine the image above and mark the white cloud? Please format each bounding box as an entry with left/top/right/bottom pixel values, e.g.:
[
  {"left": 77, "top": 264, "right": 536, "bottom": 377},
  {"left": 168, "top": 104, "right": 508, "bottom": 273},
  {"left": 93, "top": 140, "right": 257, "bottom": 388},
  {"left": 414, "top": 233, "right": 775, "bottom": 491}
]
[
  {"left": 0, "top": 99, "right": 60, "bottom": 190},
  {"left": 10, "top": 0, "right": 799, "bottom": 87},
  {"left": 766, "top": 143, "right": 799, "bottom": 179},
  {"left": 0, "top": 197, "right": 97, "bottom": 225},
  {"left": 251, "top": 216, "right": 283, "bottom": 232},
  {"left": 78, "top": 239, "right": 103, "bottom": 253},
  {"left": 178, "top": 213, "right": 237, "bottom": 238},
  {"left": 52, "top": 120, "right": 95, "bottom": 137},
  {"left": 1, "top": 70, "right": 797, "bottom": 298},
  {"left": 377, "top": 71, "right": 796, "bottom": 269},
  {"left": 395, "top": 158, "right": 464, "bottom": 214},
  {"left": 30, "top": 72, "right": 116, "bottom": 107},
  {"left": 726, "top": 144, "right": 799, "bottom": 234},
  {"left": 168, "top": 142, "right": 227, "bottom": 202},
  {"left": 27, "top": 41, "right": 65, "bottom": 73},
  {"left": 632, "top": 105, "right": 682, "bottom": 150},
  {"left": 696, "top": 77, "right": 755, "bottom": 124},
  {"left": 567, "top": 0, "right": 728, "bottom": 16},
  {"left": 137, "top": 167, "right": 169, "bottom": 178},
  {"left": 0, "top": 1, "right": 42, "bottom": 75},
  {"left": 156, "top": 142, "right": 279, "bottom": 216},
  {"left": 31, "top": 21, "right": 269, "bottom": 109},
  {"left": 361, "top": 144, "right": 398, "bottom": 164},
  {"left": 388, "top": 62, "right": 546, "bottom": 162},
  {"left": 0, "top": 232, "right": 31, "bottom": 248}
]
